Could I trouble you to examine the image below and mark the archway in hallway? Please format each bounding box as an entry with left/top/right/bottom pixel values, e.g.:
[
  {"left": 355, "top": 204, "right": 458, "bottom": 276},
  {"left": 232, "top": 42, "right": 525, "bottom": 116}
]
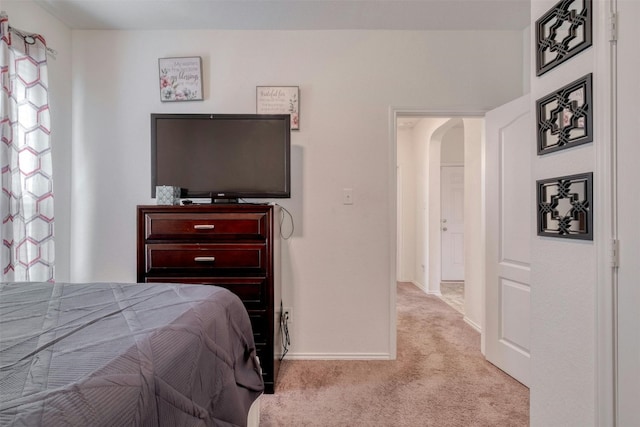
[{"left": 394, "top": 111, "right": 484, "bottom": 333}]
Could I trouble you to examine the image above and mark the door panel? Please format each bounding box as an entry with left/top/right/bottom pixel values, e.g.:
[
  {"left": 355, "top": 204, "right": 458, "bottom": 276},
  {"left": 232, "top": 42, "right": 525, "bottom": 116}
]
[
  {"left": 500, "top": 279, "right": 530, "bottom": 354},
  {"left": 485, "top": 94, "right": 531, "bottom": 386},
  {"left": 441, "top": 166, "right": 465, "bottom": 281},
  {"left": 501, "top": 126, "right": 531, "bottom": 264}
]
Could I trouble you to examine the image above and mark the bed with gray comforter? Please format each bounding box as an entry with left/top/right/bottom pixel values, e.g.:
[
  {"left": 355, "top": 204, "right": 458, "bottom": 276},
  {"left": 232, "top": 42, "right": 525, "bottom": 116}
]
[{"left": 0, "top": 282, "right": 263, "bottom": 426}]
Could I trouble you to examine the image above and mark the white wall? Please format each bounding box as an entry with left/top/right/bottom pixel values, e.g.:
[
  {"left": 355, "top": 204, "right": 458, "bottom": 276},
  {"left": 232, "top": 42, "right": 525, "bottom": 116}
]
[
  {"left": 67, "top": 29, "right": 524, "bottom": 358},
  {"left": 427, "top": 125, "right": 444, "bottom": 294},
  {"left": 396, "top": 128, "right": 416, "bottom": 282},
  {"left": 529, "top": 1, "right": 607, "bottom": 424},
  {"left": 441, "top": 125, "right": 465, "bottom": 164},
  {"left": 3, "top": 1, "right": 73, "bottom": 282},
  {"left": 522, "top": 25, "right": 531, "bottom": 95},
  {"left": 410, "top": 118, "right": 449, "bottom": 291},
  {"left": 463, "top": 118, "right": 484, "bottom": 331}
]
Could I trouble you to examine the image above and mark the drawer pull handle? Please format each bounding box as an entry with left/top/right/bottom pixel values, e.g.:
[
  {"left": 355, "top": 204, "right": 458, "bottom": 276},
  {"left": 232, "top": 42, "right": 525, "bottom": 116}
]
[
  {"left": 194, "top": 256, "right": 216, "bottom": 262},
  {"left": 194, "top": 224, "right": 215, "bottom": 230}
]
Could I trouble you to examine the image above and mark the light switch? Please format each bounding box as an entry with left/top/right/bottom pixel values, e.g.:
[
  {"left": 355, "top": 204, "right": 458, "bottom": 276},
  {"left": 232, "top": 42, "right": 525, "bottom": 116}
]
[{"left": 343, "top": 188, "right": 353, "bottom": 205}]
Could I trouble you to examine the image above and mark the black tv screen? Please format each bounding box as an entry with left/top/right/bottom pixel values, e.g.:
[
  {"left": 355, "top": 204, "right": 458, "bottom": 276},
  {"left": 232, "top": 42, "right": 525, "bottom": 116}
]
[{"left": 151, "top": 113, "right": 291, "bottom": 201}]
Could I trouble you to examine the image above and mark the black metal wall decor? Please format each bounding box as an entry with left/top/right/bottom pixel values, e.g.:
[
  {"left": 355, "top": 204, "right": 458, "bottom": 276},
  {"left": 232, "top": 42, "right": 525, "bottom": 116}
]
[
  {"left": 536, "top": 74, "right": 592, "bottom": 155},
  {"left": 537, "top": 172, "right": 593, "bottom": 240},
  {"left": 536, "top": 0, "right": 592, "bottom": 76}
]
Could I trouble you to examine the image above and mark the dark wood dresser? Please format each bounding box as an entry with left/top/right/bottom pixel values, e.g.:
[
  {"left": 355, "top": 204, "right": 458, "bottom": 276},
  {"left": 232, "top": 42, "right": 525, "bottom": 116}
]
[{"left": 136, "top": 204, "right": 281, "bottom": 393}]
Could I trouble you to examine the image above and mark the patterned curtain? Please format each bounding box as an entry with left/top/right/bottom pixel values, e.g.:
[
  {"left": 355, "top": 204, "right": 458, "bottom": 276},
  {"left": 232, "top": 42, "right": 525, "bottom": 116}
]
[{"left": 0, "top": 13, "right": 55, "bottom": 282}]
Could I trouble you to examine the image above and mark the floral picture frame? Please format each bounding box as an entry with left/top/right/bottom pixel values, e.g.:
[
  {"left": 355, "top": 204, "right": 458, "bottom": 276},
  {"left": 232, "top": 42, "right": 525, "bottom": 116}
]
[
  {"left": 256, "top": 86, "right": 300, "bottom": 130},
  {"left": 158, "top": 56, "right": 203, "bottom": 102}
]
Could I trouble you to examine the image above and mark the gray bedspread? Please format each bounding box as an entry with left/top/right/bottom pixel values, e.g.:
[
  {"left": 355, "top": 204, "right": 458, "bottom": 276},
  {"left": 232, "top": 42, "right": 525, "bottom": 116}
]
[{"left": 0, "top": 282, "right": 263, "bottom": 426}]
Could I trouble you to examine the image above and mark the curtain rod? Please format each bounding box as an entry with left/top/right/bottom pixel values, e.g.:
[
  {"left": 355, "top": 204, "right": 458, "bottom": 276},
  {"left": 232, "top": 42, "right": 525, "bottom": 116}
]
[{"left": 5, "top": 19, "right": 57, "bottom": 58}]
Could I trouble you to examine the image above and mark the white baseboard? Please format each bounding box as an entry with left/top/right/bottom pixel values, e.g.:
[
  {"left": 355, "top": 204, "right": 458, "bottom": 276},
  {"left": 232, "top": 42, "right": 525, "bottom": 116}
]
[
  {"left": 410, "top": 280, "right": 425, "bottom": 291},
  {"left": 283, "top": 352, "right": 392, "bottom": 360},
  {"left": 464, "top": 316, "right": 482, "bottom": 333},
  {"left": 411, "top": 281, "right": 443, "bottom": 296},
  {"left": 408, "top": 281, "right": 443, "bottom": 296}
]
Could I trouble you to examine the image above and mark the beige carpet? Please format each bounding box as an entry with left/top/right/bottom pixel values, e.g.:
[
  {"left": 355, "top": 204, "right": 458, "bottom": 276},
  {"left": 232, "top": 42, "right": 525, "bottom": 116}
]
[
  {"left": 440, "top": 281, "right": 465, "bottom": 315},
  {"left": 260, "top": 282, "right": 529, "bottom": 426}
]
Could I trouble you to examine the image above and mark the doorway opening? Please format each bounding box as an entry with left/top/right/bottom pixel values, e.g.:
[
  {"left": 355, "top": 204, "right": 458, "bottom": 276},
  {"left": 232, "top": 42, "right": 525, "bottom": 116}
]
[{"left": 394, "top": 111, "right": 484, "bottom": 331}]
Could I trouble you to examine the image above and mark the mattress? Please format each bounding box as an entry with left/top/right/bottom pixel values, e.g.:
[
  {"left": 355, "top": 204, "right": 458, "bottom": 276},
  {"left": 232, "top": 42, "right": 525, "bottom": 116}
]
[{"left": 0, "top": 282, "right": 263, "bottom": 426}]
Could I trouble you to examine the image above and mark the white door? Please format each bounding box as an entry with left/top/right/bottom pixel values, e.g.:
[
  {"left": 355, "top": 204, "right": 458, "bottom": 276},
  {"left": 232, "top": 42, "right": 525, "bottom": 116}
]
[
  {"left": 617, "top": 0, "right": 640, "bottom": 423},
  {"left": 484, "top": 94, "right": 531, "bottom": 386},
  {"left": 441, "top": 166, "right": 464, "bottom": 281}
]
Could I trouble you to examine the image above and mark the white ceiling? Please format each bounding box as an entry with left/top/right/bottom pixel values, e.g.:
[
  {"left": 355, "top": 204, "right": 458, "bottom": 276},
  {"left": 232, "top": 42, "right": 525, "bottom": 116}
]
[{"left": 32, "top": 0, "right": 530, "bottom": 31}]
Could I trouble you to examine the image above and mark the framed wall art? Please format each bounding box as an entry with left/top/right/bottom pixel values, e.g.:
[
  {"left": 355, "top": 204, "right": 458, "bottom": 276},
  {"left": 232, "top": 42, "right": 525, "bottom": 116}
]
[
  {"left": 158, "top": 56, "right": 203, "bottom": 102},
  {"left": 256, "top": 86, "right": 299, "bottom": 130},
  {"left": 536, "top": 73, "right": 592, "bottom": 155},
  {"left": 535, "top": 0, "right": 592, "bottom": 76},
  {"left": 537, "top": 172, "right": 593, "bottom": 240}
]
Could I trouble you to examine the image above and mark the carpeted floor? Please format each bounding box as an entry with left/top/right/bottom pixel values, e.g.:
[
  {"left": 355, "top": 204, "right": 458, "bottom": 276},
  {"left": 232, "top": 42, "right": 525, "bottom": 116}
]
[
  {"left": 440, "top": 281, "right": 465, "bottom": 315},
  {"left": 260, "top": 281, "right": 529, "bottom": 426}
]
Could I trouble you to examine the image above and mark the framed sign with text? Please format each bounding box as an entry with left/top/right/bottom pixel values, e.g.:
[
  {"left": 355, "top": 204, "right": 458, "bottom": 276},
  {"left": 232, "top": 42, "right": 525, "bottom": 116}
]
[
  {"left": 158, "top": 56, "right": 203, "bottom": 102},
  {"left": 256, "top": 86, "right": 299, "bottom": 130}
]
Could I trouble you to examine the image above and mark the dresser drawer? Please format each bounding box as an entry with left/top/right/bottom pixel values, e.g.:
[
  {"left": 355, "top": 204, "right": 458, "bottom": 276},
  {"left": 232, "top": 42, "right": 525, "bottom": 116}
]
[
  {"left": 137, "top": 204, "right": 280, "bottom": 394},
  {"left": 255, "top": 344, "right": 270, "bottom": 378},
  {"left": 143, "top": 212, "right": 268, "bottom": 241},
  {"left": 248, "top": 311, "right": 268, "bottom": 345},
  {"left": 145, "top": 277, "right": 268, "bottom": 309},
  {"left": 144, "top": 243, "right": 267, "bottom": 274}
]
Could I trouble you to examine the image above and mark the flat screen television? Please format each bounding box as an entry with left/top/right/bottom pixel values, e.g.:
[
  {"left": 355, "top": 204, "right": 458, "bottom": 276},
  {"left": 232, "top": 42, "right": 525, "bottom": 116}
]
[{"left": 151, "top": 113, "right": 291, "bottom": 202}]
